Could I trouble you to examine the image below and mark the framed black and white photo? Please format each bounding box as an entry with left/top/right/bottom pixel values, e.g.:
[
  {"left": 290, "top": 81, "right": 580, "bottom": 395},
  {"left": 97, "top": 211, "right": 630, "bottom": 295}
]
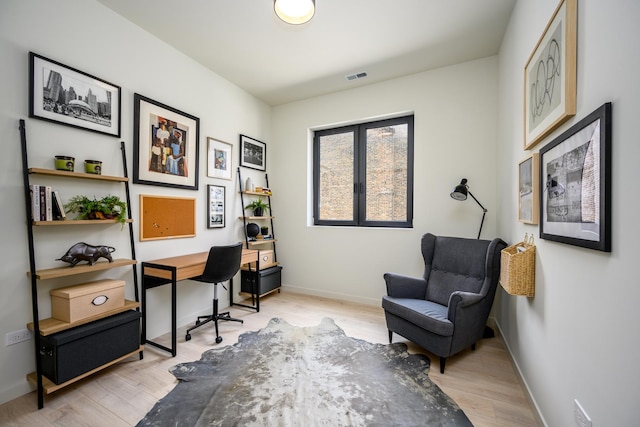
[
  {"left": 133, "top": 93, "right": 199, "bottom": 190},
  {"left": 207, "top": 185, "right": 225, "bottom": 228},
  {"left": 240, "top": 134, "right": 266, "bottom": 171},
  {"left": 523, "top": 0, "right": 577, "bottom": 150},
  {"left": 207, "top": 137, "right": 233, "bottom": 180},
  {"left": 29, "top": 52, "right": 121, "bottom": 137},
  {"left": 519, "top": 153, "right": 539, "bottom": 224},
  {"left": 540, "top": 102, "right": 612, "bottom": 252}
]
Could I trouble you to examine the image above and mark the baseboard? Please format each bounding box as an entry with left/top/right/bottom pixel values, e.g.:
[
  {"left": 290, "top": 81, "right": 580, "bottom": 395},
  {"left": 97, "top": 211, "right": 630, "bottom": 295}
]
[
  {"left": 280, "top": 284, "right": 381, "bottom": 307},
  {"left": 493, "top": 318, "right": 547, "bottom": 427},
  {"left": 0, "top": 381, "right": 34, "bottom": 406}
]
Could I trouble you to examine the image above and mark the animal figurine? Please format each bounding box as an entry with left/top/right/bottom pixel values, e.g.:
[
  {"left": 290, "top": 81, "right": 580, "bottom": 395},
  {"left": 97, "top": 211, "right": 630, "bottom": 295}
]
[{"left": 57, "top": 242, "right": 116, "bottom": 267}]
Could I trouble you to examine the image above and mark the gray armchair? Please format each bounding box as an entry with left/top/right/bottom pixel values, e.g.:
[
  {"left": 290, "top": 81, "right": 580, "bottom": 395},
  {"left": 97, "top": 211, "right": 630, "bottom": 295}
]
[{"left": 382, "top": 233, "right": 506, "bottom": 373}]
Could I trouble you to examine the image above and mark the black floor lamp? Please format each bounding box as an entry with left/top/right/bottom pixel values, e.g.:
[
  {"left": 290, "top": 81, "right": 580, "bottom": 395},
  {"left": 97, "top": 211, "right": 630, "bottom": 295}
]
[{"left": 450, "top": 178, "right": 487, "bottom": 239}]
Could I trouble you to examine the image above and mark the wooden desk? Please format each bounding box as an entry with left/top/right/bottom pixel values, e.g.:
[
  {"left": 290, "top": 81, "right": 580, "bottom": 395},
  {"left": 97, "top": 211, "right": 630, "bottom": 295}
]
[{"left": 141, "top": 249, "right": 259, "bottom": 356}]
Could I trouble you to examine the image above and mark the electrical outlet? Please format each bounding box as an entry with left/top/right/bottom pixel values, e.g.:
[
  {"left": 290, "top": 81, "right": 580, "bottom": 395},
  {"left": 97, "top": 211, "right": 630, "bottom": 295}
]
[
  {"left": 5, "top": 329, "right": 32, "bottom": 346},
  {"left": 574, "top": 399, "right": 592, "bottom": 427}
]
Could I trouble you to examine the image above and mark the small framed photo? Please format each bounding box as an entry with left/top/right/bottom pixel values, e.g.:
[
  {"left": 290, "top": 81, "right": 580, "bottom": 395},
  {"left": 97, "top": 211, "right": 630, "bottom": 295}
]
[
  {"left": 523, "top": 0, "right": 577, "bottom": 150},
  {"left": 133, "top": 93, "right": 199, "bottom": 190},
  {"left": 29, "top": 52, "right": 121, "bottom": 137},
  {"left": 518, "top": 153, "right": 539, "bottom": 224},
  {"left": 540, "top": 102, "right": 612, "bottom": 252},
  {"left": 240, "top": 134, "right": 266, "bottom": 171},
  {"left": 207, "top": 137, "right": 233, "bottom": 180},
  {"left": 207, "top": 185, "right": 225, "bottom": 228}
]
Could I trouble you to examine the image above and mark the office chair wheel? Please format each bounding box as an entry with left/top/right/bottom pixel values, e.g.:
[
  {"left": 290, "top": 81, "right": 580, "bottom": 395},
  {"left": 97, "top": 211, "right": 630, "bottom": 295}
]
[
  {"left": 185, "top": 333, "right": 191, "bottom": 341},
  {"left": 215, "top": 336, "right": 223, "bottom": 344}
]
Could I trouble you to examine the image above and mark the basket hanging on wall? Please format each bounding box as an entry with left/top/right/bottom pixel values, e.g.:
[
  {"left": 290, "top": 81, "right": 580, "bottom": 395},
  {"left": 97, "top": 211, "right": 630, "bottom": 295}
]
[{"left": 500, "top": 233, "right": 536, "bottom": 297}]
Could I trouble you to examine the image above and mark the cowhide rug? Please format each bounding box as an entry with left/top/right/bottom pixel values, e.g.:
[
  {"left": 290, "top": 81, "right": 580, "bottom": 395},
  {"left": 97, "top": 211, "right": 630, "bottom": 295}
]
[{"left": 137, "top": 318, "right": 472, "bottom": 427}]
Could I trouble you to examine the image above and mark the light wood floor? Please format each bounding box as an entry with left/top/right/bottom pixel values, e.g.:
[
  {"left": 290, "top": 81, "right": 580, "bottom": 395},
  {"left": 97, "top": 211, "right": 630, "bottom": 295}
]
[{"left": 0, "top": 291, "right": 538, "bottom": 426}]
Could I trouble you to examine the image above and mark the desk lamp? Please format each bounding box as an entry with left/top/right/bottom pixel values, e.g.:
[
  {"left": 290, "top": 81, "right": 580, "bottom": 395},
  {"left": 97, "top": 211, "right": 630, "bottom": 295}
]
[{"left": 450, "top": 178, "right": 487, "bottom": 239}]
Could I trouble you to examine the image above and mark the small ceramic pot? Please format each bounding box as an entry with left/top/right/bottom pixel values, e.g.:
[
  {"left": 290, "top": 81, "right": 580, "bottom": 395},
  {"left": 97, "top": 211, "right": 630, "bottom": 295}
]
[
  {"left": 54, "top": 156, "right": 75, "bottom": 171},
  {"left": 84, "top": 159, "right": 102, "bottom": 174}
]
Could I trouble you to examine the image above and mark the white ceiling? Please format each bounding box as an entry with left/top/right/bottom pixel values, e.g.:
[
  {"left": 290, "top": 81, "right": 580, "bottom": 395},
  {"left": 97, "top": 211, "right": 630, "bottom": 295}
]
[{"left": 97, "top": 0, "right": 516, "bottom": 106}]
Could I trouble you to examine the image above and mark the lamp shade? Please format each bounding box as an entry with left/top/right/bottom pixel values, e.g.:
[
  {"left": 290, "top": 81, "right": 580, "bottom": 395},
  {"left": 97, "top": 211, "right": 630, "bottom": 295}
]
[
  {"left": 450, "top": 179, "right": 468, "bottom": 201},
  {"left": 274, "top": 0, "right": 315, "bottom": 25}
]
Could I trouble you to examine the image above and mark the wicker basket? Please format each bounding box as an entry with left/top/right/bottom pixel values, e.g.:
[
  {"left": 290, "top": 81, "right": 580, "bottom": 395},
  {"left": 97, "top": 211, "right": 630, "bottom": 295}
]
[{"left": 500, "top": 234, "right": 536, "bottom": 297}]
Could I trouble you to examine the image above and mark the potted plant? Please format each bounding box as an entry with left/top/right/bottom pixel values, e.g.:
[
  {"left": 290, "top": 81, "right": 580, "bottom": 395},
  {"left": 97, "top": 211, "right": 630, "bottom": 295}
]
[
  {"left": 261, "top": 225, "right": 269, "bottom": 236},
  {"left": 244, "top": 199, "right": 270, "bottom": 217},
  {"left": 64, "top": 195, "right": 127, "bottom": 224}
]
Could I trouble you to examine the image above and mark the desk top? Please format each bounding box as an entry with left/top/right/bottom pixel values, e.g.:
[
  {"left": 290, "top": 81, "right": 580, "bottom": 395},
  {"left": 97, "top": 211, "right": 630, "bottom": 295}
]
[{"left": 142, "top": 249, "right": 258, "bottom": 282}]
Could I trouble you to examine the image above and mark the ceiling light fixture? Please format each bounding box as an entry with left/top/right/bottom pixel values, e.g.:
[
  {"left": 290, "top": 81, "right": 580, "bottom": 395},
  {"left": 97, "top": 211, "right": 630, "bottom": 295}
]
[{"left": 274, "top": 0, "right": 315, "bottom": 25}]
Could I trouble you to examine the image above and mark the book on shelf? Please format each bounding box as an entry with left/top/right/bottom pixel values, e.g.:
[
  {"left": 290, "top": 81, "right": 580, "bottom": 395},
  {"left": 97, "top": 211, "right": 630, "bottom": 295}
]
[
  {"left": 52, "top": 190, "right": 66, "bottom": 220},
  {"left": 38, "top": 185, "right": 46, "bottom": 221},
  {"left": 45, "top": 186, "right": 52, "bottom": 221},
  {"left": 29, "top": 184, "right": 40, "bottom": 221}
]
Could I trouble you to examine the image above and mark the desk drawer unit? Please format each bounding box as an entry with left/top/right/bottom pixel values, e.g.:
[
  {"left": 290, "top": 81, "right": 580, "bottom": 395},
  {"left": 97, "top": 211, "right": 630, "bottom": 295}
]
[
  {"left": 241, "top": 265, "right": 282, "bottom": 296},
  {"left": 39, "top": 310, "right": 141, "bottom": 384}
]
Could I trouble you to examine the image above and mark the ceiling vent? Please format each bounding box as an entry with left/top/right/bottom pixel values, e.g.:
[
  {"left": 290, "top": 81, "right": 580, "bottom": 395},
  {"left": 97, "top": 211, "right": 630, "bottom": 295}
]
[{"left": 345, "top": 72, "right": 368, "bottom": 81}]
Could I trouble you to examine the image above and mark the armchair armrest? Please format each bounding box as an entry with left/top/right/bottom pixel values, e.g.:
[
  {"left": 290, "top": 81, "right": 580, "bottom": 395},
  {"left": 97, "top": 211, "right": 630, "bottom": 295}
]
[
  {"left": 449, "top": 291, "right": 483, "bottom": 308},
  {"left": 447, "top": 291, "right": 485, "bottom": 323},
  {"left": 383, "top": 273, "right": 428, "bottom": 299}
]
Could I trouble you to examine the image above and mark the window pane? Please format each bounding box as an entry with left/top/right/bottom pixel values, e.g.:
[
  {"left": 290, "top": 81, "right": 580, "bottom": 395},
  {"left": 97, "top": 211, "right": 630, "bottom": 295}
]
[
  {"left": 365, "top": 124, "right": 408, "bottom": 222},
  {"left": 318, "top": 132, "right": 354, "bottom": 221}
]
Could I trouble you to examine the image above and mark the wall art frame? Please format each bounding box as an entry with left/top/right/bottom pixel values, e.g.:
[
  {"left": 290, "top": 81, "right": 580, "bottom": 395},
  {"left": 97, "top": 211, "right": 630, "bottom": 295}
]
[
  {"left": 524, "top": 0, "right": 577, "bottom": 150},
  {"left": 207, "top": 137, "right": 233, "bottom": 180},
  {"left": 207, "top": 184, "right": 226, "bottom": 228},
  {"left": 29, "top": 52, "right": 121, "bottom": 137},
  {"left": 133, "top": 93, "right": 199, "bottom": 190},
  {"left": 239, "top": 134, "right": 266, "bottom": 171},
  {"left": 519, "top": 153, "right": 539, "bottom": 224},
  {"left": 539, "top": 102, "right": 612, "bottom": 252}
]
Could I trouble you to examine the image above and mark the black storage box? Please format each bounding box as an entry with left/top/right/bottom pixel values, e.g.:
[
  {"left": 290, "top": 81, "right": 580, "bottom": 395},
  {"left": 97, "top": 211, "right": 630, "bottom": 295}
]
[
  {"left": 40, "top": 310, "right": 141, "bottom": 384},
  {"left": 241, "top": 265, "right": 282, "bottom": 296}
]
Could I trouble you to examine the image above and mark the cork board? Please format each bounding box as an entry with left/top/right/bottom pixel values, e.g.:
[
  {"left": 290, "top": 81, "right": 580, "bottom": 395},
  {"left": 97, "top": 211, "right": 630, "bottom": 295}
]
[{"left": 140, "top": 194, "right": 196, "bottom": 241}]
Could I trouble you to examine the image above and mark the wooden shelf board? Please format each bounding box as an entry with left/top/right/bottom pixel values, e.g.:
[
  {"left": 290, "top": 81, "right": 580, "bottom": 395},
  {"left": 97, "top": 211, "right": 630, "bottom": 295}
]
[
  {"left": 239, "top": 287, "right": 281, "bottom": 299},
  {"left": 241, "top": 190, "right": 272, "bottom": 196},
  {"left": 33, "top": 219, "right": 132, "bottom": 226},
  {"left": 240, "top": 216, "right": 274, "bottom": 220},
  {"left": 30, "top": 258, "right": 137, "bottom": 280},
  {"left": 29, "top": 168, "right": 128, "bottom": 182},
  {"left": 26, "top": 346, "right": 143, "bottom": 394},
  {"left": 28, "top": 301, "right": 140, "bottom": 335},
  {"left": 241, "top": 262, "right": 279, "bottom": 271},
  {"left": 247, "top": 239, "right": 277, "bottom": 246}
]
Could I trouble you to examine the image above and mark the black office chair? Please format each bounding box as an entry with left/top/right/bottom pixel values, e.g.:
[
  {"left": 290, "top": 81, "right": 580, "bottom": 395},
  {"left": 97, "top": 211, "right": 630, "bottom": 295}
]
[{"left": 185, "top": 243, "right": 243, "bottom": 344}]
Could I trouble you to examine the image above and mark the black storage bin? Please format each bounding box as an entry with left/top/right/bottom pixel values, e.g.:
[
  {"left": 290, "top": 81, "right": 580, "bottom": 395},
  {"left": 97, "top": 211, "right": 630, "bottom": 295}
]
[
  {"left": 40, "top": 310, "right": 141, "bottom": 384},
  {"left": 241, "top": 265, "right": 282, "bottom": 296}
]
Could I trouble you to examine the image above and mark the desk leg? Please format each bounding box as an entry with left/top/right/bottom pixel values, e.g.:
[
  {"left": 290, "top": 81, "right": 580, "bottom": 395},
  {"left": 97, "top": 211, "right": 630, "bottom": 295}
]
[
  {"left": 171, "top": 270, "right": 177, "bottom": 357},
  {"left": 141, "top": 263, "right": 178, "bottom": 357},
  {"left": 141, "top": 264, "right": 147, "bottom": 348}
]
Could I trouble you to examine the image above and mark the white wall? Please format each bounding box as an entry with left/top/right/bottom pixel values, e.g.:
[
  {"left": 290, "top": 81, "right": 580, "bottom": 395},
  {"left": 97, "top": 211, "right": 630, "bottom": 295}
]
[
  {"left": 271, "top": 57, "right": 500, "bottom": 305},
  {"left": 0, "top": 0, "right": 271, "bottom": 404},
  {"left": 496, "top": 1, "right": 640, "bottom": 425}
]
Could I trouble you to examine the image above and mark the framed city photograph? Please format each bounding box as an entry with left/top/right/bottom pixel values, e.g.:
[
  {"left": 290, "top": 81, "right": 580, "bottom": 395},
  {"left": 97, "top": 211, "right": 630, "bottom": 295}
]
[
  {"left": 207, "top": 185, "right": 225, "bottom": 228},
  {"left": 133, "top": 93, "right": 200, "bottom": 190},
  {"left": 523, "top": 0, "right": 577, "bottom": 150},
  {"left": 519, "top": 153, "right": 539, "bottom": 224},
  {"left": 539, "top": 102, "right": 612, "bottom": 252},
  {"left": 207, "top": 137, "right": 233, "bottom": 180},
  {"left": 240, "top": 134, "right": 266, "bottom": 171},
  {"left": 29, "top": 52, "right": 121, "bottom": 137}
]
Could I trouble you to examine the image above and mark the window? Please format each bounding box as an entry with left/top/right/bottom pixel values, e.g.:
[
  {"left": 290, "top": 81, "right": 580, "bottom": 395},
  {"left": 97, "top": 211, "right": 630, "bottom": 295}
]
[{"left": 313, "top": 115, "right": 414, "bottom": 227}]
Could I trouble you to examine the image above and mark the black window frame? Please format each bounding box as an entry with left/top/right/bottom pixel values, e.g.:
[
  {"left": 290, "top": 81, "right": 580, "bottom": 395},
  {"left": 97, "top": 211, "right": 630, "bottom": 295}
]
[{"left": 313, "top": 115, "right": 414, "bottom": 228}]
